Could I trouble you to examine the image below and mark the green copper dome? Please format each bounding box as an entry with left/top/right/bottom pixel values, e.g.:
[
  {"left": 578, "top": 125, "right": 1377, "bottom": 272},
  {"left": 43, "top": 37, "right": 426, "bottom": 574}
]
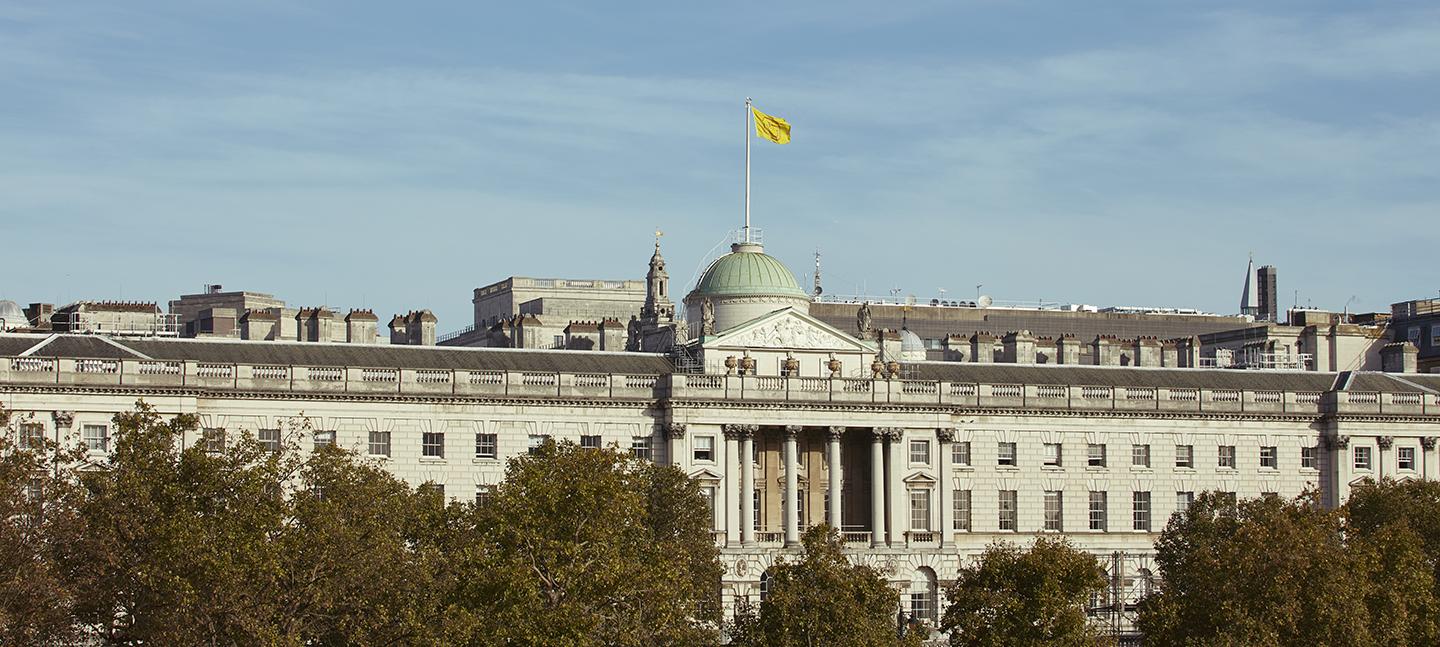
[{"left": 690, "top": 242, "right": 808, "bottom": 299}]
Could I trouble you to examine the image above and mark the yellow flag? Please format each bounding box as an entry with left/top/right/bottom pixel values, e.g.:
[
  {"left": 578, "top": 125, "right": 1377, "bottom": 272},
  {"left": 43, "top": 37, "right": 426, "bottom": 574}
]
[{"left": 752, "top": 106, "right": 791, "bottom": 144}]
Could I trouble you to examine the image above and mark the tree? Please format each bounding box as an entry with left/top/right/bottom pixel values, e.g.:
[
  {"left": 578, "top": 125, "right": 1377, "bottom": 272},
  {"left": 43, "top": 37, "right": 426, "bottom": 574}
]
[
  {"left": 941, "top": 537, "right": 1109, "bottom": 647},
  {"left": 1135, "top": 490, "right": 1437, "bottom": 646},
  {"left": 460, "top": 438, "right": 722, "bottom": 646},
  {"left": 61, "top": 401, "right": 468, "bottom": 645},
  {"left": 727, "top": 524, "right": 917, "bottom": 647},
  {"left": 0, "top": 407, "right": 84, "bottom": 646}
]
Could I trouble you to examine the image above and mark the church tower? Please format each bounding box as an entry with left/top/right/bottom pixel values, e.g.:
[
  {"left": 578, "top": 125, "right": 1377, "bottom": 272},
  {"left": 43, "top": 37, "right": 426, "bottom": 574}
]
[{"left": 642, "top": 236, "right": 675, "bottom": 321}]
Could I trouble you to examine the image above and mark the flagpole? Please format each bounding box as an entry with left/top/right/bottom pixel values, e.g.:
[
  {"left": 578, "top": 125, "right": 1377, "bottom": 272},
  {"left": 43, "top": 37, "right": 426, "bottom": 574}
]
[{"left": 744, "top": 97, "right": 752, "bottom": 244}]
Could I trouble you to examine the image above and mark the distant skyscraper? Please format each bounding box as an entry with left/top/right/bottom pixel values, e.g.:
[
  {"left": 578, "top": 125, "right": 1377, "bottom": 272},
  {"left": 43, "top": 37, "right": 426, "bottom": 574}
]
[
  {"left": 1257, "top": 265, "right": 1278, "bottom": 322},
  {"left": 1240, "top": 255, "right": 1259, "bottom": 317}
]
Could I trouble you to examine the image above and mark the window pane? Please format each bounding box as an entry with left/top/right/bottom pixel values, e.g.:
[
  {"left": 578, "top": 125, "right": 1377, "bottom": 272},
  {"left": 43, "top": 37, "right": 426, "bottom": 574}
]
[
  {"left": 1044, "top": 443, "right": 1061, "bottom": 467},
  {"left": 1133, "top": 492, "right": 1151, "bottom": 531},
  {"left": 422, "top": 432, "right": 445, "bottom": 458},
  {"left": 952, "top": 442, "right": 971, "bottom": 466},
  {"left": 82, "top": 424, "right": 109, "bottom": 452},
  {"left": 259, "top": 428, "right": 281, "bottom": 452},
  {"left": 909, "top": 490, "right": 930, "bottom": 531},
  {"left": 694, "top": 436, "right": 715, "bottom": 462},
  {"left": 998, "top": 490, "right": 1017, "bottom": 530},
  {"left": 998, "top": 442, "right": 1017, "bottom": 467},
  {"left": 1132, "top": 444, "right": 1150, "bottom": 468},
  {"left": 1088, "top": 444, "right": 1106, "bottom": 467},
  {"left": 368, "top": 431, "right": 391, "bottom": 457},
  {"left": 1044, "top": 491, "right": 1063, "bottom": 531},
  {"left": 954, "top": 490, "right": 971, "bottom": 531},
  {"left": 910, "top": 440, "right": 930, "bottom": 465},
  {"left": 1175, "top": 445, "right": 1193, "bottom": 468},
  {"left": 1089, "top": 491, "right": 1107, "bottom": 531},
  {"left": 1219, "top": 445, "right": 1236, "bottom": 468},
  {"left": 580, "top": 434, "right": 601, "bottom": 449}
]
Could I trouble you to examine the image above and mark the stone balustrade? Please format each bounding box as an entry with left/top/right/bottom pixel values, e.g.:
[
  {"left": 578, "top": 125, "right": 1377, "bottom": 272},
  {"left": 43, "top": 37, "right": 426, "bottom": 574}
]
[{"left": 3, "top": 355, "right": 1439, "bottom": 416}]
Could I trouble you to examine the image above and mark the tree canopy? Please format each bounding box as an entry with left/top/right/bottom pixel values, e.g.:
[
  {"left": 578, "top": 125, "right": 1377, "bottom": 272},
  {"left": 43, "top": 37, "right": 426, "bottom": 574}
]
[
  {"left": 941, "top": 537, "right": 1110, "bottom": 647},
  {"left": 1136, "top": 490, "right": 1438, "bottom": 647},
  {"left": 727, "top": 524, "right": 920, "bottom": 647}
]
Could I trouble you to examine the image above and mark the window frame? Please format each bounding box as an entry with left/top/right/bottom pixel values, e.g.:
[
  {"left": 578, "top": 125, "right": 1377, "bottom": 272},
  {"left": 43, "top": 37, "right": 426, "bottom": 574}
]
[
  {"left": 997, "top": 490, "right": 1018, "bottom": 531},
  {"left": 1087, "top": 443, "right": 1107, "bottom": 468},
  {"left": 1398, "top": 446, "right": 1416, "bottom": 471},
  {"left": 631, "top": 436, "right": 654, "bottom": 461},
  {"left": 1218, "top": 445, "right": 1237, "bottom": 469},
  {"left": 82, "top": 424, "right": 109, "bottom": 453},
  {"left": 997, "top": 442, "right": 1018, "bottom": 467},
  {"left": 1131, "top": 444, "right": 1151, "bottom": 468},
  {"left": 1300, "top": 445, "right": 1317, "bottom": 469},
  {"left": 1175, "top": 444, "right": 1194, "bottom": 469},
  {"left": 1043, "top": 490, "right": 1064, "bottom": 531},
  {"left": 1132, "top": 491, "right": 1152, "bottom": 532},
  {"left": 953, "top": 489, "right": 972, "bottom": 531},
  {"left": 1043, "top": 442, "right": 1062, "bottom": 467},
  {"left": 421, "top": 431, "right": 445, "bottom": 459},
  {"left": 952, "top": 441, "right": 971, "bottom": 467},
  {"left": 1259, "top": 446, "right": 1278, "bottom": 469},
  {"left": 1088, "top": 491, "right": 1108, "bottom": 531},
  {"left": 693, "top": 435, "right": 716, "bottom": 462},
  {"left": 368, "top": 430, "right": 391, "bottom": 457},
  {"left": 1354, "top": 445, "right": 1372, "bottom": 471},
  {"left": 909, "top": 489, "right": 931, "bottom": 531},
  {"left": 909, "top": 439, "right": 931, "bottom": 465}
]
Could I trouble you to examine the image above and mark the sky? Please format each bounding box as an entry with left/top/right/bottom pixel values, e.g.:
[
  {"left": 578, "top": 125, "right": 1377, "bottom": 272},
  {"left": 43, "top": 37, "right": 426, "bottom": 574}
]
[{"left": 2, "top": 0, "right": 1438, "bottom": 331}]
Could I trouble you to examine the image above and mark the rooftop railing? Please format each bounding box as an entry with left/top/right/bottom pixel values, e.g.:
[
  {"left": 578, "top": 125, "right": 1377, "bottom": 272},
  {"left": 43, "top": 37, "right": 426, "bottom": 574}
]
[{"left": 2, "top": 355, "right": 1437, "bottom": 416}]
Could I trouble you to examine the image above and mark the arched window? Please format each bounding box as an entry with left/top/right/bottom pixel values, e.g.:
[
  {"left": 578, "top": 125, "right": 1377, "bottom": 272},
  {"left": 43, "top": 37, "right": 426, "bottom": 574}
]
[
  {"left": 759, "top": 569, "right": 772, "bottom": 603},
  {"left": 908, "top": 567, "right": 938, "bottom": 623}
]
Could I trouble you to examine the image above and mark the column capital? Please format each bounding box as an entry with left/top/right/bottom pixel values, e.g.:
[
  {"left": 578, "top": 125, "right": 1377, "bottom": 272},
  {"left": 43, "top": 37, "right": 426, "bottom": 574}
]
[
  {"left": 784, "top": 424, "right": 804, "bottom": 438},
  {"left": 1421, "top": 437, "right": 1437, "bottom": 451},
  {"left": 936, "top": 427, "right": 957, "bottom": 444},
  {"left": 873, "top": 427, "right": 903, "bottom": 441},
  {"left": 1377, "top": 435, "right": 1395, "bottom": 450},
  {"left": 52, "top": 410, "right": 75, "bottom": 428},
  {"left": 828, "top": 426, "right": 847, "bottom": 441},
  {"left": 722, "top": 424, "right": 757, "bottom": 440},
  {"left": 665, "top": 423, "right": 687, "bottom": 440},
  {"left": 1324, "top": 435, "right": 1351, "bottom": 450}
]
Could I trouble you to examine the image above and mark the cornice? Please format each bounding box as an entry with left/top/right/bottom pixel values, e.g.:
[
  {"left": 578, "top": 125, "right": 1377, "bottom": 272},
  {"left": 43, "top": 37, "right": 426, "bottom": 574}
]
[{"left": 0, "top": 385, "right": 661, "bottom": 410}]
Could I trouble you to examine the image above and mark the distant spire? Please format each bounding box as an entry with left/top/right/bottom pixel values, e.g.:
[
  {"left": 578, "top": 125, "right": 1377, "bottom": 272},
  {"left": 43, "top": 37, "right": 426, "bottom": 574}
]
[{"left": 1240, "top": 253, "right": 1258, "bottom": 316}]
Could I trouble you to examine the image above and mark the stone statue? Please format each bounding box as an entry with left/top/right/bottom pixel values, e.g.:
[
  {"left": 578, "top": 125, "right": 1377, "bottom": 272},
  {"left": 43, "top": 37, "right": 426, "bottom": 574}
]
[
  {"left": 856, "top": 302, "right": 873, "bottom": 338},
  {"left": 701, "top": 298, "right": 716, "bottom": 336}
]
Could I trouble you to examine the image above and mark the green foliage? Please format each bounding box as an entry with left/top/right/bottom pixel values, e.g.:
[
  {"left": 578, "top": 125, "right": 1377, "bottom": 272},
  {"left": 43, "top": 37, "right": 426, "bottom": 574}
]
[
  {"left": 461, "top": 438, "right": 722, "bottom": 646},
  {"left": 1136, "top": 490, "right": 1438, "bottom": 647},
  {"left": 726, "top": 524, "right": 916, "bottom": 647},
  {"left": 941, "top": 537, "right": 1110, "bottom": 647},
  {"left": 0, "top": 408, "right": 85, "bottom": 646}
]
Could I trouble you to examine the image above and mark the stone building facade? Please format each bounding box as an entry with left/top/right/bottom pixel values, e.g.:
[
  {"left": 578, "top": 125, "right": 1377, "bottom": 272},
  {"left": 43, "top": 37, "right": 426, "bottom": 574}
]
[{"left": 4, "top": 240, "right": 1439, "bottom": 640}]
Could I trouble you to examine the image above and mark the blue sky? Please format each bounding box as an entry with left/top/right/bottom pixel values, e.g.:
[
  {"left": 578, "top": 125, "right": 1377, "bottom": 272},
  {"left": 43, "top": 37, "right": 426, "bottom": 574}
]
[{"left": 2, "top": 1, "right": 1437, "bottom": 331}]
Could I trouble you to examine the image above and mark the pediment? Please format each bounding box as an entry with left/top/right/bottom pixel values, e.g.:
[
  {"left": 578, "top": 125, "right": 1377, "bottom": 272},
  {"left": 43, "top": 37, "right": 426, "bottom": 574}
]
[
  {"left": 902, "top": 472, "right": 937, "bottom": 485},
  {"left": 689, "top": 468, "right": 724, "bottom": 482},
  {"left": 703, "top": 307, "right": 874, "bottom": 353}
]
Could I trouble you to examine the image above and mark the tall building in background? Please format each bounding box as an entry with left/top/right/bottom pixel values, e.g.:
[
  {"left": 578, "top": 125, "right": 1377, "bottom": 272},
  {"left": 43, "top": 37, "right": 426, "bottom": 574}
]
[
  {"left": 1239, "top": 255, "right": 1259, "bottom": 318},
  {"left": 1257, "top": 265, "right": 1279, "bottom": 322}
]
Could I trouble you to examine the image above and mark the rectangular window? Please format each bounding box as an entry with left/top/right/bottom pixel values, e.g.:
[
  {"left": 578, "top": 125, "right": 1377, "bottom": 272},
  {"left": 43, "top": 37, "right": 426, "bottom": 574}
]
[
  {"left": 909, "top": 490, "right": 931, "bottom": 531},
  {"left": 796, "top": 490, "right": 807, "bottom": 529},
  {"left": 1132, "top": 444, "right": 1151, "bottom": 468},
  {"left": 475, "top": 433, "right": 498, "bottom": 458},
  {"left": 910, "top": 440, "right": 931, "bottom": 465},
  {"left": 313, "top": 430, "right": 335, "bottom": 450},
  {"left": 1175, "top": 445, "right": 1194, "bottom": 468},
  {"left": 474, "top": 486, "right": 493, "bottom": 507},
  {"left": 753, "top": 489, "right": 761, "bottom": 531},
  {"left": 1260, "top": 446, "right": 1278, "bottom": 469},
  {"left": 419, "top": 483, "right": 444, "bottom": 498},
  {"left": 1219, "top": 491, "right": 1238, "bottom": 510},
  {"left": 528, "top": 434, "right": 548, "bottom": 456},
  {"left": 1089, "top": 491, "right": 1108, "bottom": 531},
  {"left": 421, "top": 432, "right": 445, "bottom": 458},
  {"left": 202, "top": 428, "right": 225, "bottom": 453},
  {"left": 694, "top": 436, "right": 715, "bottom": 462},
  {"left": 998, "top": 490, "right": 1018, "bottom": 530},
  {"left": 952, "top": 441, "right": 971, "bottom": 466},
  {"left": 1301, "top": 446, "right": 1317, "bottom": 469},
  {"left": 19, "top": 424, "right": 44, "bottom": 450},
  {"left": 702, "top": 486, "right": 718, "bottom": 530},
  {"left": 580, "top": 434, "right": 602, "bottom": 449},
  {"left": 1176, "top": 491, "right": 1195, "bottom": 511},
  {"left": 997, "top": 442, "right": 1017, "bottom": 467},
  {"left": 954, "top": 490, "right": 972, "bottom": 531},
  {"left": 1088, "top": 443, "right": 1107, "bottom": 468},
  {"left": 1219, "top": 445, "right": 1236, "bottom": 469},
  {"left": 259, "top": 428, "right": 281, "bottom": 453},
  {"left": 368, "top": 431, "right": 391, "bottom": 457},
  {"left": 631, "top": 436, "right": 653, "bottom": 461},
  {"left": 82, "top": 424, "right": 109, "bottom": 452},
  {"left": 1399, "top": 447, "right": 1416, "bottom": 471},
  {"left": 1133, "top": 491, "right": 1152, "bottom": 531},
  {"left": 1044, "top": 491, "right": 1064, "bottom": 531},
  {"left": 1355, "top": 446, "right": 1372, "bottom": 471},
  {"left": 1043, "top": 443, "right": 1062, "bottom": 467}
]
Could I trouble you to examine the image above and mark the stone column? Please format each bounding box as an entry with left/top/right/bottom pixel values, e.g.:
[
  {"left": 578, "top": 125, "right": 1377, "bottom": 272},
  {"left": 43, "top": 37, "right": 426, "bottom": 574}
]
[
  {"left": 667, "top": 423, "right": 687, "bottom": 469},
  {"left": 784, "top": 425, "right": 801, "bottom": 547},
  {"left": 1328, "top": 434, "right": 1351, "bottom": 508},
  {"left": 733, "top": 424, "right": 758, "bottom": 545},
  {"left": 870, "top": 429, "right": 885, "bottom": 547},
  {"left": 1377, "top": 436, "right": 1394, "bottom": 480},
  {"left": 1421, "top": 437, "right": 1437, "bottom": 481},
  {"left": 827, "top": 426, "right": 844, "bottom": 531},
  {"left": 937, "top": 427, "right": 955, "bottom": 547},
  {"left": 723, "top": 426, "right": 743, "bottom": 545},
  {"left": 883, "top": 428, "right": 904, "bottom": 545}
]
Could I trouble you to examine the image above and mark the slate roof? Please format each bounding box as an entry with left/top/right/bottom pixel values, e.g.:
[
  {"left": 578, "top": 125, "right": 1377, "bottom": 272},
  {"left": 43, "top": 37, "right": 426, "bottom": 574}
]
[
  {"left": 906, "top": 361, "right": 1340, "bottom": 392},
  {"left": 116, "top": 338, "right": 674, "bottom": 374}
]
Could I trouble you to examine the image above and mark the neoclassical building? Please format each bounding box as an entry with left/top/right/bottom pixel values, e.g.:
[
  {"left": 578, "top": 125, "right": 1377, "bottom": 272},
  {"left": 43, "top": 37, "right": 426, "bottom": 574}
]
[{"left": 3, "top": 239, "right": 1439, "bottom": 637}]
